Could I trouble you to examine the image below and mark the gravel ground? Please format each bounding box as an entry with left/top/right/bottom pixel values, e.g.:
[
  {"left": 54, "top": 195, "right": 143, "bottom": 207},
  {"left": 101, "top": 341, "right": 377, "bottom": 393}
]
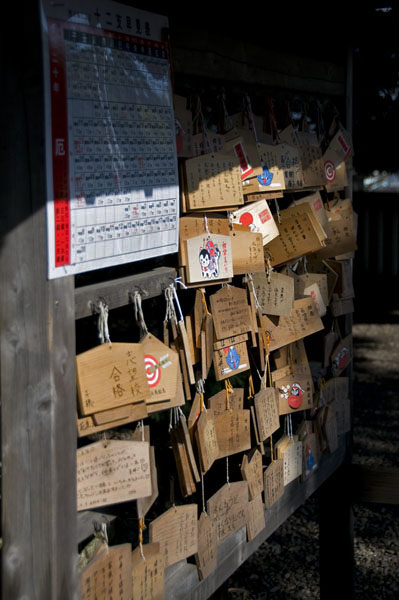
[{"left": 223, "top": 317, "right": 399, "bottom": 600}]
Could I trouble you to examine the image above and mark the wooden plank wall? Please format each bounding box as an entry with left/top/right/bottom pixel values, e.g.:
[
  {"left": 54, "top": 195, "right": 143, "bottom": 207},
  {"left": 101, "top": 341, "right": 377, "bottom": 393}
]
[{"left": 0, "top": 6, "right": 78, "bottom": 599}]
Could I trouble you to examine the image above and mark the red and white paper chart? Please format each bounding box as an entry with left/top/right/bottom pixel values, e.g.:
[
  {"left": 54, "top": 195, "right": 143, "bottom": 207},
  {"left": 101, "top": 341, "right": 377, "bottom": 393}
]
[{"left": 41, "top": 0, "right": 179, "bottom": 278}]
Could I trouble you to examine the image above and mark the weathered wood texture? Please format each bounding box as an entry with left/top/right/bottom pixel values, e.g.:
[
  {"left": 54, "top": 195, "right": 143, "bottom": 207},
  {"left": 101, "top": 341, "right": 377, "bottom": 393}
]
[
  {"left": 350, "top": 465, "right": 399, "bottom": 505},
  {"left": 75, "top": 266, "right": 177, "bottom": 319},
  {"left": 0, "top": 7, "right": 78, "bottom": 599},
  {"left": 164, "top": 436, "right": 347, "bottom": 599},
  {"left": 172, "top": 30, "right": 346, "bottom": 95}
]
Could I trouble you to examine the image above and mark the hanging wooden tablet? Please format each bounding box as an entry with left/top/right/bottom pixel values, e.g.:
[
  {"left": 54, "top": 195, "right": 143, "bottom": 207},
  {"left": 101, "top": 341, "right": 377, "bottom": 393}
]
[
  {"left": 171, "top": 426, "right": 196, "bottom": 497},
  {"left": 213, "top": 409, "right": 251, "bottom": 458},
  {"left": 230, "top": 230, "right": 265, "bottom": 275},
  {"left": 137, "top": 446, "right": 158, "bottom": 519},
  {"left": 295, "top": 272, "right": 329, "bottom": 308},
  {"left": 76, "top": 343, "right": 150, "bottom": 417},
  {"left": 256, "top": 143, "right": 286, "bottom": 191},
  {"left": 208, "top": 387, "right": 244, "bottom": 415},
  {"left": 186, "top": 314, "right": 201, "bottom": 366},
  {"left": 188, "top": 393, "right": 202, "bottom": 444},
  {"left": 149, "top": 504, "right": 198, "bottom": 568},
  {"left": 77, "top": 440, "right": 151, "bottom": 511},
  {"left": 331, "top": 296, "right": 354, "bottom": 317},
  {"left": 264, "top": 459, "right": 284, "bottom": 508},
  {"left": 335, "top": 396, "right": 351, "bottom": 435},
  {"left": 261, "top": 297, "right": 324, "bottom": 352},
  {"left": 240, "top": 448, "right": 264, "bottom": 500},
  {"left": 321, "top": 377, "right": 349, "bottom": 406},
  {"left": 264, "top": 213, "right": 324, "bottom": 267},
  {"left": 246, "top": 494, "right": 266, "bottom": 542},
  {"left": 274, "top": 366, "right": 314, "bottom": 415},
  {"left": 303, "top": 282, "right": 327, "bottom": 317},
  {"left": 302, "top": 433, "right": 319, "bottom": 480},
  {"left": 141, "top": 333, "right": 179, "bottom": 407},
  {"left": 207, "top": 481, "right": 249, "bottom": 543},
  {"left": 292, "top": 192, "right": 328, "bottom": 230},
  {"left": 184, "top": 152, "right": 243, "bottom": 210},
  {"left": 180, "top": 217, "right": 230, "bottom": 268},
  {"left": 80, "top": 543, "right": 132, "bottom": 600},
  {"left": 195, "top": 410, "right": 220, "bottom": 474},
  {"left": 203, "top": 314, "right": 214, "bottom": 375},
  {"left": 132, "top": 543, "right": 165, "bottom": 600},
  {"left": 254, "top": 388, "right": 280, "bottom": 441},
  {"left": 322, "top": 147, "right": 348, "bottom": 191},
  {"left": 253, "top": 271, "right": 294, "bottom": 317},
  {"left": 231, "top": 199, "right": 280, "bottom": 245},
  {"left": 195, "top": 512, "right": 218, "bottom": 580},
  {"left": 213, "top": 341, "right": 250, "bottom": 381},
  {"left": 306, "top": 257, "right": 339, "bottom": 303},
  {"left": 210, "top": 286, "right": 252, "bottom": 340},
  {"left": 315, "top": 210, "right": 357, "bottom": 260},
  {"left": 276, "top": 436, "right": 302, "bottom": 485},
  {"left": 185, "top": 234, "right": 234, "bottom": 284},
  {"left": 77, "top": 403, "right": 147, "bottom": 437},
  {"left": 331, "top": 334, "right": 353, "bottom": 377},
  {"left": 213, "top": 333, "right": 248, "bottom": 351}
]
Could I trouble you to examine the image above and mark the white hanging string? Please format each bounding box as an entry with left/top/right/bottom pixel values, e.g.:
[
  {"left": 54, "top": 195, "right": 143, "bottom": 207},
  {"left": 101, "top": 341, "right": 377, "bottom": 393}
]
[
  {"left": 303, "top": 255, "right": 308, "bottom": 273},
  {"left": 169, "top": 408, "right": 173, "bottom": 432},
  {"left": 133, "top": 291, "right": 148, "bottom": 337},
  {"left": 174, "top": 277, "right": 188, "bottom": 290},
  {"left": 164, "top": 286, "right": 178, "bottom": 324},
  {"left": 97, "top": 300, "right": 112, "bottom": 347},
  {"left": 246, "top": 273, "right": 261, "bottom": 311},
  {"left": 226, "top": 457, "right": 230, "bottom": 487},
  {"left": 228, "top": 211, "right": 234, "bottom": 231},
  {"left": 172, "top": 284, "right": 184, "bottom": 323},
  {"left": 138, "top": 419, "right": 145, "bottom": 441},
  {"left": 204, "top": 214, "right": 210, "bottom": 236}
]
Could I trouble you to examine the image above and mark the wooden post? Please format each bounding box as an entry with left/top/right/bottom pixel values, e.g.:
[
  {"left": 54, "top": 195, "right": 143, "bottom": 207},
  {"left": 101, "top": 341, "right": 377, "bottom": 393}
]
[
  {"left": 319, "top": 467, "right": 355, "bottom": 600},
  {"left": 0, "top": 4, "right": 78, "bottom": 598}
]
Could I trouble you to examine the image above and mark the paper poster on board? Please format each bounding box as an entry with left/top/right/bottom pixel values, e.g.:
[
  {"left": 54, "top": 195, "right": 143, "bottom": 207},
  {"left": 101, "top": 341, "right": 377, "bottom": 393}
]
[{"left": 41, "top": 0, "right": 179, "bottom": 278}]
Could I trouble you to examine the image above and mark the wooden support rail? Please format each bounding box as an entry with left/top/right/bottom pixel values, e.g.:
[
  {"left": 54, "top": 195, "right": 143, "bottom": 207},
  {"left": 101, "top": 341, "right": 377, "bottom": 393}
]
[{"left": 74, "top": 266, "right": 177, "bottom": 319}]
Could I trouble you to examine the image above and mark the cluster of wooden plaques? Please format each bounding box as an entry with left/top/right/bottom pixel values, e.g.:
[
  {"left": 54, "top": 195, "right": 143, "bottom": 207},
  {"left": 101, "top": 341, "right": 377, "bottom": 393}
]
[{"left": 77, "top": 94, "right": 355, "bottom": 599}]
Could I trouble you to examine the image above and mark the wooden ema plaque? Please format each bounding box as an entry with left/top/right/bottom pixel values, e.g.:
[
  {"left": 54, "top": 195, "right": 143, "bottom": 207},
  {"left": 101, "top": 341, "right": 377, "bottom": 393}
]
[
  {"left": 149, "top": 504, "right": 198, "bottom": 568},
  {"left": 240, "top": 448, "right": 264, "bottom": 500},
  {"left": 184, "top": 152, "right": 243, "bottom": 210},
  {"left": 231, "top": 199, "right": 280, "bottom": 245},
  {"left": 214, "top": 409, "right": 251, "bottom": 458},
  {"left": 76, "top": 343, "right": 150, "bottom": 417},
  {"left": 132, "top": 543, "right": 165, "bottom": 600},
  {"left": 230, "top": 230, "right": 265, "bottom": 275},
  {"left": 208, "top": 388, "right": 244, "bottom": 415},
  {"left": 253, "top": 271, "right": 294, "bottom": 317},
  {"left": 77, "top": 440, "right": 151, "bottom": 511},
  {"left": 331, "top": 334, "right": 353, "bottom": 377},
  {"left": 80, "top": 543, "right": 132, "bottom": 600},
  {"left": 274, "top": 364, "right": 314, "bottom": 416},
  {"left": 137, "top": 446, "right": 159, "bottom": 519},
  {"left": 321, "top": 377, "right": 349, "bottom": 406},
  {"left": 261, "top": 297, "right": 324, "bottom": 352},
  {"left": 213, "top": 341, "right": 250, "bottom": 381},
  {"left": 276, "top": 436, "right": 302, "bottom": 485},
  {"left": 254, "top": 388, "right": 280, "bottom": 441},
  {"left": 264, "top": 459, "right": 284, "bottom": 508},
  {"left": 302, "top": 432, "right": 319, "bottom": 479},
  {"left": 171, "top": 423, "right": 197, "bottom": 498},
  {"left": 195, "top": 512, "right": 218, "bottom": 580},
  {"left": 141, "top": 333, "right": 179, "bottom": 408},
  {"left": 185, "top": 234, "right": 234, "bottom": 284},
  {"left": 179, "top": 216, "right": 230, "bottom": 267},
  {"left": 246, "top": 494, "right": 266, "bottom": 542},
  {"left": 207, "top": 481, "right": 249, "bottom": 543},
  {"left": 295, "top": 272, "right": 329, "bottom": 308},
  {"left": 195, "top": 410, "right": 220, "bottom": 474},
  {"left": 210, "top": 286, "right": 252, "bottom": 340},
  {"left": 78, "top": 403, "right": 147, "bottom": 438},
  {"left": 265, "top": 212, "right": 324, "bottom": 267}
]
